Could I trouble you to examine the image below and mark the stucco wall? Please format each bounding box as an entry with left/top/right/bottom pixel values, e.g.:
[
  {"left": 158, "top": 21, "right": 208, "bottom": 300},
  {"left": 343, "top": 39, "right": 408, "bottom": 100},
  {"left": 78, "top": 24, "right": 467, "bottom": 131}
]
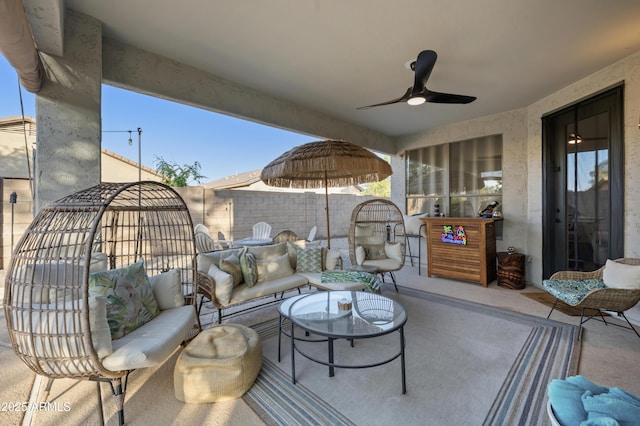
[
  {"left": 392, "top": 49, "right": 640, "bottom": 298},
  {"left": 393, "top": 109, "right": 528, "bottom": 272}
]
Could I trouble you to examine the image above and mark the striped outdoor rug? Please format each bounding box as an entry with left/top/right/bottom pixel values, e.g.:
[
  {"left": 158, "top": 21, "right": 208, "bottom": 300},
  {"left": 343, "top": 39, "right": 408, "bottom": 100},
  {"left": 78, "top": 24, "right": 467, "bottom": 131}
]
[{"left": 244, "top": 287, "right": 581, "bottom": 426}]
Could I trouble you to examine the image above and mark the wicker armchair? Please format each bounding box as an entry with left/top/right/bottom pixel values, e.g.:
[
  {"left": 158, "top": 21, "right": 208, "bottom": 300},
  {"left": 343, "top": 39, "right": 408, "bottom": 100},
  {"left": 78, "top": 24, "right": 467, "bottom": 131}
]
[
  {"left": 272, "top": 230, "right": 298, "bottom": 243},
  {"left": 544, "top": 258, "right": 640, "bottom": 339},
  {"left": 348, "top": 199, "right": 406, "bottom": 292},
  {"left": 3, "top": 182, "right": 200, "bottom": 425}
]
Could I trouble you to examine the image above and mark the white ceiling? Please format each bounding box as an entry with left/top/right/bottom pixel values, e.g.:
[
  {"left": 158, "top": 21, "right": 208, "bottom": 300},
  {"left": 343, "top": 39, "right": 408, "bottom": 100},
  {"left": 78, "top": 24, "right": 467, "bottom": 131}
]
[{"left": 42, "top": 1, "right": 640, "bottom": 137}]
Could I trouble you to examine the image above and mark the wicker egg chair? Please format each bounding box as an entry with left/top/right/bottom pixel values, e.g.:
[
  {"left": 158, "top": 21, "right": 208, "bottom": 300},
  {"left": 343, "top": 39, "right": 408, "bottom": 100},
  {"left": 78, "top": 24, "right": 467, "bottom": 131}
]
[
  {"left": 3, "top": 181, "right": 200, "bottom": 425},
  {"left": 348, "top": 199, "right": 406, "bottom": 291}
]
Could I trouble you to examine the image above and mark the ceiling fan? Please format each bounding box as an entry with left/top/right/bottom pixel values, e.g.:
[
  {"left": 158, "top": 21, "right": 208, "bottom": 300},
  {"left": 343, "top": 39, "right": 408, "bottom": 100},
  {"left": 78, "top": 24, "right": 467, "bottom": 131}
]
[{"left": 357, "top": 50, "right": 477, "bottom": 110}]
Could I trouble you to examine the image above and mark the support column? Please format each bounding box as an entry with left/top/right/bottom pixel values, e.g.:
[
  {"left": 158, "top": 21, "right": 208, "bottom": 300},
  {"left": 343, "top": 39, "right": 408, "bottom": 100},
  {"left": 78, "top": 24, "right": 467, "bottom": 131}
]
[{"left": 35, "top": 10, "right": 102, "bottom": 211}]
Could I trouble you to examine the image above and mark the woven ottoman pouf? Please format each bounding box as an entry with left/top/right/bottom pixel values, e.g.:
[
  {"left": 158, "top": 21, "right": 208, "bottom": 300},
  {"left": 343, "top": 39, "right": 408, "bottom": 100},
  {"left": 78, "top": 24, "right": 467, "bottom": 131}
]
[{"left": 174, "top": 323, "right": 262, "bottom": 403}]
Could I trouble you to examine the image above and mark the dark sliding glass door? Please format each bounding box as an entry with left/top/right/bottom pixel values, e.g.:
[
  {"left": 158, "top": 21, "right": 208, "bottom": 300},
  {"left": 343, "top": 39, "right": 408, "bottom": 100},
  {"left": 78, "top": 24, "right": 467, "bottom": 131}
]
[{"left": 542, "top": 86, "right": 623, "bottom": 278}]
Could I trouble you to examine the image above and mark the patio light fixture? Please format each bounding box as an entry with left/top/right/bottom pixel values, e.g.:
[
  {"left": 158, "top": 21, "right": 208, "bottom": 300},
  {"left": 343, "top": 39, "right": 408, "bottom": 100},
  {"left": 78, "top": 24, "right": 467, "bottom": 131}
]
[
  {"left": 407, "top": 96, "right": 426, "bottom": 106},
  {"left": 567, "top": 133, "right": 582, "bottom": 144},
  {"left": 103, "top": 127, "right": 143, "bottom": 181}
]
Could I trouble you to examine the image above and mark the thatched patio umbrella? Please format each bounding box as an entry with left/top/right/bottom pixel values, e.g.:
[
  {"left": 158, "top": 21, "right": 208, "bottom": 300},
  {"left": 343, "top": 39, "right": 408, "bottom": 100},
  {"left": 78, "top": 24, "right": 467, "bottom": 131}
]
[{"left": 260, "top": 140, "right": 392, "bottom": 248}]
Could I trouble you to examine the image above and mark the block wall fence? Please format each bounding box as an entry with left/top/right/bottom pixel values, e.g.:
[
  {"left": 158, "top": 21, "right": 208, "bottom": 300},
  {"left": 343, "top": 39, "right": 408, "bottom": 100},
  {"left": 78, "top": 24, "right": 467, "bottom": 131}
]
[{"left": 0, "top": 179, "right": 378, "bottom": 268}]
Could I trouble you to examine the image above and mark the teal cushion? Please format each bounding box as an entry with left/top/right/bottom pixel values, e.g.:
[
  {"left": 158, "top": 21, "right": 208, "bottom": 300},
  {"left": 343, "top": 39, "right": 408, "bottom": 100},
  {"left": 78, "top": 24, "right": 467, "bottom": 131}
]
[
  {"left": 88, "top": 260, "right": 160, "bottom": 340},
  {"left": 542, "top": 278, "right": 606, "bottom": 306},
  {"left": 240, "top": 252, "right": 258, "bottom": 287},
  {"left": 296, "top": 246, "right": 322, "bottom": 273},
  {"left": 548, "top": 378, "right": 589, "bottom": 426}
]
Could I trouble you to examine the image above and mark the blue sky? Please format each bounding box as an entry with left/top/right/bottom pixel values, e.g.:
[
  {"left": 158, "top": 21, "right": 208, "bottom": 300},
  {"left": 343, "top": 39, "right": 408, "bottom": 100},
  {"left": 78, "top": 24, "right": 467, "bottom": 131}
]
[{"left": 0, "top": 55, "right": 315, "bottom": 182}]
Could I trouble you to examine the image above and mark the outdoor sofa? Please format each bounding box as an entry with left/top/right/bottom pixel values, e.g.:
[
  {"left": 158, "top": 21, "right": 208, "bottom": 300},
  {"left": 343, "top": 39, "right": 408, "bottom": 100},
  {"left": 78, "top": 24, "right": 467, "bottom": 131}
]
[{"left": 196, "top": 241, "right": 379, "bottom": 322}]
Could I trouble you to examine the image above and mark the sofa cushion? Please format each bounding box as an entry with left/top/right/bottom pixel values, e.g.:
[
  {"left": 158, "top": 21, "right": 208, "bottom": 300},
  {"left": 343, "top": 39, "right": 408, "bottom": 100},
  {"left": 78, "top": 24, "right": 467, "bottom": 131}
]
[
  {"left": 363, "top": 258, "right": 402, "bottom": 271},
  {"left": 240, "top": 252, "right": 258, "bottom": 288},
  {"left": 88, "top": 260, "right": 160, "bottom": 340},
  {"left": 14, "top": 252, "right": 109, "bottom": 304},
  {"left": 220, "top": 254, "right": 243, "bottom": 286},
  {"left": 364, "top": 242, "right": 387, "bottom": 260},
  {"left": 603, "top": 259, "right": 640, "bottom": 289},
  {"left": 197, "top": 248, "right": 244, "bottom": 273},
  {"left": 356, "top": 246, "right": 366, "bottom": 265},
  {"left": 103, "top": 305, "right": 196, "bottom": 371},
  {"left": 89, "top": 296, "right": 113, "bottom": 358},
  {"left": 247, "top": 241, "right": 287, "bottom": 260},
  {"left": 385, "top": 242, "right": 403, "bottom": 263},
  {"left": 404, "top": 214, "right": 427, "bottom": 236},
  {"left": 286, "top": 240, "right": 307, "bottom": 269},
  {"left": 228, "top": 274, "right": 308, "bottom": 306},
  {"left": 256, "top": 253, "right": 294, "bottom": 283},
  {"left": 13, "top": 298, "right": 113, "bottom": 361},
  {"left": 149, "top": 269, "right": 185, "bottom": 310},
  {"left": 325, "top": 249, "right": 341, "bottom": 271},
  {"left": 208, "top": 264, "right": 234, "bottom": 305},
  {"left": 542, "top": 278, "right": 606, "bottom": 305},
  {"left": 355, "top": 224, "right": 375, "bottom": 237},
  {"left": 296, "top": 246, "right": 323, "bottom": 272}
]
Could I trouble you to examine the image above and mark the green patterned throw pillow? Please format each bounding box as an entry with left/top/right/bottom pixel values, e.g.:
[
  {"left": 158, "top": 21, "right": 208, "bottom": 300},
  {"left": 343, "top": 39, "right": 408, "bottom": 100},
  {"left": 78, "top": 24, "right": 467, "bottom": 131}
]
[
  {"left": 88, "top": 260, "right": 160, "bottom": 340},
  {"left": 240, "top": 252, "right": 258, "bottom": 287},
  {"left": 296, "top": 246, "right": 323, "bottom": 272}
]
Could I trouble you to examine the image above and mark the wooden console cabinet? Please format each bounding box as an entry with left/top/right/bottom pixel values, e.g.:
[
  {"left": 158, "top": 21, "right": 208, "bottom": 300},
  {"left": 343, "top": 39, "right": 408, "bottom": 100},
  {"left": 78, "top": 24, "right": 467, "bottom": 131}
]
[{"left": 421, "top": 217, "right": 499, "bottom": 287}]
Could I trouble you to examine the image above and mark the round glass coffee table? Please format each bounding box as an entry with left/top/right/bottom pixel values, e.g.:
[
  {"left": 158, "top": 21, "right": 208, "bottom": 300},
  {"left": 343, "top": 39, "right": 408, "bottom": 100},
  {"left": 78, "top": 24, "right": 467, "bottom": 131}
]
[{"left": 287, "top": 290, "right": 408, "bottom": 394}]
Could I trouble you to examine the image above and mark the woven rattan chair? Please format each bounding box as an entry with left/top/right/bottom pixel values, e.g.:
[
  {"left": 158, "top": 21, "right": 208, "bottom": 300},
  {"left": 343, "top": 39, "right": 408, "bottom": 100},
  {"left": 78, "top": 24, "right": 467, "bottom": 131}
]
[
  {"left": 544, "top": 258, "right": 640, "bottom": 339},
  {"left": 272, "top": 230, "right": 298, "bottom": 243},
  {"left": 348, "top": 199, "right": 406, "bottom": 292},
  {"left": 3, "top": 182, "right": 200, "bottom": 425}
]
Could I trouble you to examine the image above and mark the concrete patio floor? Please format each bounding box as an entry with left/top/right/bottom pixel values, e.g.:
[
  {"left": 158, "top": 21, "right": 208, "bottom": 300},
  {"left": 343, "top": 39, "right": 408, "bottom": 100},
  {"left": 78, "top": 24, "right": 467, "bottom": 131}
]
[{"left": 1, "top": 238, "right": 638, "bottom": 425}]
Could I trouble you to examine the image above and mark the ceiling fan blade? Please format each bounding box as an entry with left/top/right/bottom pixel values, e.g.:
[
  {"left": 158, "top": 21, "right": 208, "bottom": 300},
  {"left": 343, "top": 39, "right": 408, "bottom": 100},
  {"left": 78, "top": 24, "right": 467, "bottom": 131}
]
[
  {"left": 425, "top": 89, "right": 476, "bottom": 104},
  {"left": 357, "top": 87, "right": 412, "bottom": 110},
  {"left": 411, "top": 50, "right": 437, "bottom": 96}
]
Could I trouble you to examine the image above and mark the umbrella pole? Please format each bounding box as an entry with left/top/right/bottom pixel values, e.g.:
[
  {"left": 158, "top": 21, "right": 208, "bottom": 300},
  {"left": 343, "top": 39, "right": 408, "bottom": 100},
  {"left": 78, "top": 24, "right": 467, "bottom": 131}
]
[{"left": 324, "top": 173, "right": 330, "bottom": 249}]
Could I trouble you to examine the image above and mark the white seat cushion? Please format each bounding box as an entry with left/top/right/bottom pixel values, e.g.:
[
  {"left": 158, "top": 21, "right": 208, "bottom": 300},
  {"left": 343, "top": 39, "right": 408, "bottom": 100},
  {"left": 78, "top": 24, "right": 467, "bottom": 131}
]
[
  {"left": 103, "top": 305, "right": 196, "bottom": 371},
  {"left": 363, "top": 258, "right": 402, "bottom": 271},
  {"left": 228, "top": 274, "right": 307, "bottom": 305}
]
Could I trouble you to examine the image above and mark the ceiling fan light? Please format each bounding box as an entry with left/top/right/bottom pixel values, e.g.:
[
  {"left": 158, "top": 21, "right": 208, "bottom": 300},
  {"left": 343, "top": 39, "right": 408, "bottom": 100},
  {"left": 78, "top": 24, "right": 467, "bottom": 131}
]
[
  {"left": 568, "top": 133, "right": 582, "bottom": 144},
  {"left": 407, "top": 96, "right": 426, "bottom": 106}
]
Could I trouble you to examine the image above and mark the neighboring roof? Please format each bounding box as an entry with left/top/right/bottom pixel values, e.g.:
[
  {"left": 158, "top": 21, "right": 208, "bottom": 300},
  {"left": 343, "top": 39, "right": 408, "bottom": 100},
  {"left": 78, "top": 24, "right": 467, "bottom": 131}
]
[
  {"left": 101, "top": 148, "right": 163, "bottom": 178},
  {"left": 204, "top": 169, "right": 264, "bottom": 190},
  {"left": 0, "top": 116, "right": 162, "bottom": 179},
  {"left": 0, "top": 116, "right": 36, "bottom": 135},
  {"left": 204, "top": 168, "right": 364, "bottom": 193}
]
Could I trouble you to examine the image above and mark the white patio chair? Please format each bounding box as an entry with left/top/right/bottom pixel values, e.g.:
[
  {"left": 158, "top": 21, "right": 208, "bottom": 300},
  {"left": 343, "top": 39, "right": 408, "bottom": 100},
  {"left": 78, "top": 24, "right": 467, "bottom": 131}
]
[
  {"left": 306, "top": 225, "right": 317, "bottom": 242},
  {"left": 252, "top": 222, "right": 272, "bottom": 239}
]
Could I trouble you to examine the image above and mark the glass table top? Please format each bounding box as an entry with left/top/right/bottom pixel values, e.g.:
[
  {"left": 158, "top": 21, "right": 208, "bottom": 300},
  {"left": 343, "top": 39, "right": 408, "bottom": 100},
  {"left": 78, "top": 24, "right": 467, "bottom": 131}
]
[{"left": 287, "top": 291, "right": 407, "bottom": 338}]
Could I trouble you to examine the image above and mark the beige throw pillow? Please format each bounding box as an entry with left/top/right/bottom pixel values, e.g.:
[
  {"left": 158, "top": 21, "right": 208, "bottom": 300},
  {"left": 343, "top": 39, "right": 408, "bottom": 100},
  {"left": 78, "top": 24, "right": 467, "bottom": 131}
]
[
  {"left": 325, "top": 249, "right": 341, "bottom": 271},
  {"left": 385, "top": 242, "right": 403, "bottom": 263},
  {"left": 603, "top": 259, "right": 640, "bottom": 289},
  {"left": 89, "top": 296, "right": 113, "bottom": 358},
  {"left": 355, "top": 246, "right": 366, "bottom": 265},
  {"left": 220, "top": 254, "right": 243, "bottom": 286},
  {"left": 148, "top": 269, "right": 185, "bottom": 310},
  {"left": 208, "top": 264, "right": 234, "bottom": 305},
  {"left": 256, "top": 253, "right": 294, "bottom": 283}
]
